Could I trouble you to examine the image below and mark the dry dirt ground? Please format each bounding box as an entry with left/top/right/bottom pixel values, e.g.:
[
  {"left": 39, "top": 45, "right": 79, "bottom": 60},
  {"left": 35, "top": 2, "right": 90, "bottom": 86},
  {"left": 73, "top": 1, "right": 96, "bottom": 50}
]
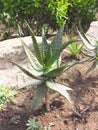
[{"left": 0, "top": 53, "right": 98, "bottom": 130}]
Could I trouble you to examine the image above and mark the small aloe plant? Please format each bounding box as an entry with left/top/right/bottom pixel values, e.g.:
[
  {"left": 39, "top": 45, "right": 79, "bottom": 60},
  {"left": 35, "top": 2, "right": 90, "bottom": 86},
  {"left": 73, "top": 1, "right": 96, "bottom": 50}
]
[
  {"left": 77, "top": 27, "right": 98, "bottom": 73},
  {"left": 64, "top": 35, "right": 83, "bottom": 58},
  {"left": 26, "top": 118, "right": 42, "bottom": 130},
  {"left": 11, "top": 21, "right": 78, "bottom": 111},
  {"left": 26, "top": 118, "right": 51, "bottom": 130}
]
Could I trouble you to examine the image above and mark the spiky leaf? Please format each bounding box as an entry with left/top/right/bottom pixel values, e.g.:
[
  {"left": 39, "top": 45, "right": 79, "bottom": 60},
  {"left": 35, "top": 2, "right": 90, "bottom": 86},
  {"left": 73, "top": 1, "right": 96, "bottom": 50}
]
[
  {"left": 32, "top": 85, "right": 48, "bottom": 110},
  {"left": 42, "top": 29, "right": 51, "bottom": 63},
  {"left": 86, "top": 61, "right": 96, "bottom": 74},
  {"left": 47, "top": 40, "right": 76, "bottom": 66},
  {"left": 79, "top": 57, "right": 92, "bottom": 63},
  {"left": 20, "top": 79, "right": 44, "bottom": 89},
  {"left": 42, "top": 27, "right": 49, "bottom": 54},
  {"left": 51, "top": 22, "right": 65, "bottom": 52},
  {"left": 76, "top": 44, "right": 83, "bottom": 54},
  {"left": 63, "top": 61, "right": 79, "bottom": 72},
  {"left": 46, "top": 80, "right": 72, "bottom": 103},
  {"left": 25, "top": 21, "right": 44, "bottom": 66},
  {"left": 77, "top": 28, "right": 95, "bottom": 50},
  {"left": 45, "top": 64, "right": 69, "bottom": 77},
  {"left": 21, "top": 39, "right": 43, "bottom": 71},
  {"left": 11, "top": 61, "right": 43, "bottom": 80}
]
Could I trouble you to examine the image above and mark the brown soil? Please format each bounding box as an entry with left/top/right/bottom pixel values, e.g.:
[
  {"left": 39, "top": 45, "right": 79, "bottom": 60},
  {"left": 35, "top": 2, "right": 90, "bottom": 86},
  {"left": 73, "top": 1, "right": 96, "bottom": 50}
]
[{"left": 0, "top": 53, "right": 98, "bottom": 130}]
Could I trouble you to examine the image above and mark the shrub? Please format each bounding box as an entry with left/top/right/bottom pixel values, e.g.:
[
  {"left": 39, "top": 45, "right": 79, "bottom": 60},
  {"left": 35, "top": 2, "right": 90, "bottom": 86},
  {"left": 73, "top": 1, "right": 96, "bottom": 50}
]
[
  {"left": 66, "top": 0, "right": 98, "bottom": 33},
  {"left": 1, "top": 0, "right": 97, "bottom": 37},
  {"left": 0, "top": 0, "right": 70, "bottom": 36},
  {"left": 0, "top": 0, "right": 97, "bottom": 36}
]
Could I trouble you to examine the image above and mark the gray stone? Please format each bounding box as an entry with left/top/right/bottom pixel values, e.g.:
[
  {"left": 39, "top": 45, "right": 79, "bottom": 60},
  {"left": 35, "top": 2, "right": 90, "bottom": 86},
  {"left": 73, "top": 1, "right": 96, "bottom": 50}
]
[
  {"left": 0, "top": 36, "right": 43, "bottom": 88},
  {"left": 86, "top": 21, "right": 98, "bottom": 42}
]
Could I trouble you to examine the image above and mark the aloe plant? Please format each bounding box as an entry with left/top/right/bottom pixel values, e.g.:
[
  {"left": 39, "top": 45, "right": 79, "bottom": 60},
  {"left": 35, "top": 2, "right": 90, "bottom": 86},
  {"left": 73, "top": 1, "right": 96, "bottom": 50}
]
[
  {"left": 77, "top": 27, "right": 98, "bottom": 73},
  {"left": 11, "top": 21, "right": 78, "bottom": 111},
  {"left": 26, "top": 118, "right": 51, "bottom": 130},
  {"left": 64, "top": 37, "right": 83, "bottom": 58},
  {"left": 26, "top": 118, "right": 42, "bottom": 130}
]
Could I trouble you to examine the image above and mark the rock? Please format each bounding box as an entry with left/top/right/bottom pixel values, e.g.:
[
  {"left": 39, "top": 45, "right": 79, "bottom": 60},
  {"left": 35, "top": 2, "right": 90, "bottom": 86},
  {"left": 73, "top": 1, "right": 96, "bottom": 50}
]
[
  {"left": 0, "top": 36, "right": 43, "bottom": 88},
  {"left": 86, "top": 21, "right": 98, "bottom": 42}
]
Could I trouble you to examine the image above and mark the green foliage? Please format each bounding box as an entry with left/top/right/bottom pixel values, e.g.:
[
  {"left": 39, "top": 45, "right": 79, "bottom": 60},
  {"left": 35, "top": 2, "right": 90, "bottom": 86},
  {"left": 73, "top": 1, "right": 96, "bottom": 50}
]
[
  {"left": 0, "top": 0, "right": 97, "bottom": 35},
  {"left": 11, "top": 22, "right": 78, "bottom": 111},
  {"left": 26, "top": 118, "right": 51, "bottom": 130},
  {"left": 66, "top": 0, "right": 98, "bottom": 33},
  {"left": 0, "top": 85, "right": 17, "bottom": 110},
  {"left": 0, "top": 0, "right": 70, "bottom": 35},
  {"left": 48, "top": 0, "right": 71, "bottom": 28},
  {"left": 26, "top": 118, "right": 42, "bottom": 130},
  {"left": 77, "top": 26, "right": 98, "bottom": 73},
  {"left": 64, "top": 35, "right": 83, "bottom": 57}
]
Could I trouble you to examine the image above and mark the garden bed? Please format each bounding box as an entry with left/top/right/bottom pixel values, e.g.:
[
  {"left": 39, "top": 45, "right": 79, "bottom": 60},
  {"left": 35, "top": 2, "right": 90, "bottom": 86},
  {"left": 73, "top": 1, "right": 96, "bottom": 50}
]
[{"left": 0, "top": 53, "right": 98, "bottom": 130}]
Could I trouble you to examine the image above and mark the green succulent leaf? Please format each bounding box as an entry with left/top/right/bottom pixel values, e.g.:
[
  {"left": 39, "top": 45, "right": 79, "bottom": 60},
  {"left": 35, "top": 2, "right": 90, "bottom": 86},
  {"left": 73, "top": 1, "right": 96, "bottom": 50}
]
[
  {"left": 77, "top": 27, "right": 95, "bottom": 50},
  {"left": 42, "top": 29, "right": 51, "bottom": 63},
  {"left": 11, "top": 61, "right": 43, "bottom": 80},
  {"left": 20, "top": 79, "right": 44, "bottom": 89},
  {"left": 71, "top": 43, "right": 83, "bottom": 56},
  {"left": 79, "top": 57, "right": 92, "bottom": 63},
  {"left": 82, "top": 50, "right": 95, "bottom": 57},
  {"left": 21, "top": 39, "right": 43, "bottom": 71},
  {"left": 86, "top": 61, "right": 97, "bottom": 74},
  {"left": 63, "top": 61, "right": 79, "bottom": 72},
  {"left": 47, "top": 40, "right": 76, "bottom": 66},
  {"left": 65, "top": 38, "right": 83, "bottom": 56},
  {"left": 42, "top": 27, "right": 49, "bottom": 53},
  {"left": 69, "top": 42, "right": 77, "bottom": 53},
  {"left": 76, "top": 43, "right": 83, "bottom": 54},
  {"left": 45, "top": 63, "right": 70, "bottom": 77},
  {"left": 32, "top": 85, "right": 48, "bottom": 110},
  {"left": 25, "top": 21, "right": 44, "bottom": 66},
  {"left": 26, "top": 118, "right": 42, "bottom": 130},
  {"left": 46, "top": 80, "right": 72, "bottom": 103},
  {"left": 51, "top": 22, "right": 65, "bottom": 52}
]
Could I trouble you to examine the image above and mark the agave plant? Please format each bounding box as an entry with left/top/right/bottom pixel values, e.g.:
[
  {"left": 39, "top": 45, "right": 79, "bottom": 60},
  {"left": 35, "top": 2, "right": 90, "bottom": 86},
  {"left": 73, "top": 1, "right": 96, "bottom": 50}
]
[
  {"left": 77, "top": 27, "right": 98, "bottom": 73},
  {"left": 11, "top": 21, "right": 78, "bottom": 111}
]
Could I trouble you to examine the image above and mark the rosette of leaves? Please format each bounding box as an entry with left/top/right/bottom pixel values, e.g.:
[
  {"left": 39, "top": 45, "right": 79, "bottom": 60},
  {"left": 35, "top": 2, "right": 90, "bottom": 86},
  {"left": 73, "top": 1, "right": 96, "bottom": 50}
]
[
  {"left": 77, "top": 27, "right": 98, "bottom": 73},
  {"left": 11, "top": 22, "right": 78, "bottom": 111},
  {"left": 64, "top": 35, "right": 83, "bottom": 58},
  {"left": 26, "top": 118, "right": 42, "bottom": 130}
]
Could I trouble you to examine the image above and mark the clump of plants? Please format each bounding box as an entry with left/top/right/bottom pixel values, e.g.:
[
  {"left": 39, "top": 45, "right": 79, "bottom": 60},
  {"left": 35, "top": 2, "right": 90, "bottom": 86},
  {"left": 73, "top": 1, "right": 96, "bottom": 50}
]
[
  {"left": 0, "top": 85, "right": 17, "bottom": 110},
  {"left": 66, "top": 0, "right": 98, "bottom": 33},
  {"left": 11, "top": 21, "right": 78, "bottom": 111},
  {"left": 0, "top": 0, "right": 70, "bottom": 35}
]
